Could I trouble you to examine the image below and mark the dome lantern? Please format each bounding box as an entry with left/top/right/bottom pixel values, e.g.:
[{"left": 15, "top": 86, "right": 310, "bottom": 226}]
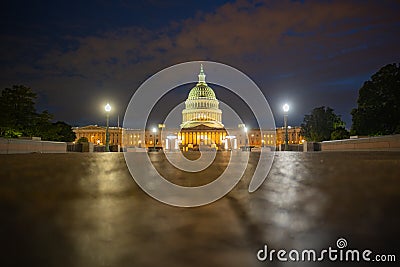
[{"left": 198, "top": 64, "right": 206, "bottom": 84}]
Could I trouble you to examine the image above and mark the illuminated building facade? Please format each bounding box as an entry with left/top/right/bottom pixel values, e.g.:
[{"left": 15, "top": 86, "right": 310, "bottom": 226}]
[
  {"left": 73, "top": 125, "right": 303, "bottom": 149},
  {"left": 73, "top": 66, "right": 303, "bottom": 150},
  {"left": 73, "top": 126, "right": 160, "bottom": 148},
  {"left": 276, "top": 126, "right": 304, "bottom": 146},
  {"left": 73, "top": 125, "right": 123, "bottom": 146},
  {"left": 73, "top": 126, "right": 169, "bottom": 148},
  {"left": 232, "top": 127, "right": 303, "bottom": 148}
]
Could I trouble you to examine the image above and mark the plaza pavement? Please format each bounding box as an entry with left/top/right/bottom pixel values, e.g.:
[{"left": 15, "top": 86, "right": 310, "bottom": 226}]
[{"left": 0, "top": 151, "right": 399, "bottom": 267}]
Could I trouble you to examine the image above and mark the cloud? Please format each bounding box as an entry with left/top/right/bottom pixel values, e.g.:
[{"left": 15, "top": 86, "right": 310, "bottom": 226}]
[{"left": 36, "top": 0, "right": 399, "bottom": 77}]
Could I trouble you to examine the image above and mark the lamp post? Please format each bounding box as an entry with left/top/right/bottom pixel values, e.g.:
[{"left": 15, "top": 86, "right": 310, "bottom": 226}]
[
  {"left": 105, "top": 103, "right": 111, "bottom": 152},
  {"left": 158, "top": 124, "right": 165, "bottom": 149},
  {"left": 244, "top": 126, "right": 248, "bottom": 150},
  {"left": 283, "top": 104, "right": 289, "bottom": 151},
  {"left": 152, "top": 127, "right": 157, "bottom": 150}
]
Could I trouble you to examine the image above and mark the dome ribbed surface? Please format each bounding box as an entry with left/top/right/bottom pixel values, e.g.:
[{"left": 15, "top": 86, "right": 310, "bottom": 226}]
[{"left": 188, "top": 83, "right": 216, "bottom": 100}]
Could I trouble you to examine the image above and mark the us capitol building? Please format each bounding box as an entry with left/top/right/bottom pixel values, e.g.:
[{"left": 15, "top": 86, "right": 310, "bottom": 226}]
[
  {"left": 73, "top": 65, "right": 304, "bottom": 150},
  {"left": 178, "top": 64, "right": 227, "bottom": 150}
]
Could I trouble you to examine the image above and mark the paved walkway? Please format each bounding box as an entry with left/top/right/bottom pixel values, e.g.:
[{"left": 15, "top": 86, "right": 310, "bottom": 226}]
[{"left": 1, "top": 152, "right": 399, "bottom": 266}]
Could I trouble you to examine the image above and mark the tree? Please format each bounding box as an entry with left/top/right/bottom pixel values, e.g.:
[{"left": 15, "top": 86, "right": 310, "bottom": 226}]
[
  {"left": 52, "top": 121, "right": 76, "bottom": 142},
  {"left": 77, "top": 137, "right": 88, "bottom": 143},
  {"left": 0, "top": 85, "right": 37, "bottom": 136},
  {"left": 351, "top": 63, "right": 400, "bottom": 136},
  {"left": 0, "top": 85, "right": 76, "bottom": 141},
  {"left": 301, "top": 106, "right": 348, "bottom": 142},
  {"left": 331, "top": 127, "right": 350, "bottom": 140},
  {"left": 28, "top": 110, "right": 54, "bottom": 139}
]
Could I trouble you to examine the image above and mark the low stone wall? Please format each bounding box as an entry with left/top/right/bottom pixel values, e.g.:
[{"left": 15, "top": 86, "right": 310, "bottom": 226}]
[
  {"left": 0, "top": 138, "right": 67, "bottom": 154},
  {"left": 67, "top": 143, "right": 94, "bottom": 152},
  {"left": 278, "top": 144, "right": 304, "bottom": 152},
  {"left": 321, "top": 134, "right": 400, "bottom": 151},
  {"left": 303, "top": 141, "right": 321, "bottom": 151}
]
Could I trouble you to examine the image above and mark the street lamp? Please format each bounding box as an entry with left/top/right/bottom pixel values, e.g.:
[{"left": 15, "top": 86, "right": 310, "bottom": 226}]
[
  {"left": 152, "top": 127, "right": 157, "bottom": 150},
  {"left": 105, "top": 103, "right": 111, "bottom": 152},
  {"left": 283, "top": 104, "right": 289, "bottom": 151}
]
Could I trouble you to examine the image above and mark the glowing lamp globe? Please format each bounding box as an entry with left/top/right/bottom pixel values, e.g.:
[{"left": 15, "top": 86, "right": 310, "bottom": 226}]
[
  {"left": 283, "top": 104, "right": 289, "bottom": 113},
  {"left": 105, "top": 103, "right": 111, "bottom": 112}
]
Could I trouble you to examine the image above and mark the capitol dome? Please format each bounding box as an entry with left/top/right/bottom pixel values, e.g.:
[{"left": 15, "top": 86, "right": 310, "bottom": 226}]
[
  {"left": 181, "top": 64, "right": 223, "bottom": 129},
  {"left": 187, "top": 83, "right": 216, "bottom": 100}
]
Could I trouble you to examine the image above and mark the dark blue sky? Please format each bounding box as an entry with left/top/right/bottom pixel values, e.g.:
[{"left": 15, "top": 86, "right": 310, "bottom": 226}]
[{"left": 1, "top": 0, "right": 399, "bottom": 128}]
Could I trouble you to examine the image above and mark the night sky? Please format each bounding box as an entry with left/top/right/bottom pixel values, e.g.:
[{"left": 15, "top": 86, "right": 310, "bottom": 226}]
[{"left": 1, "top": 0, "right": 399, "bottom": 128}]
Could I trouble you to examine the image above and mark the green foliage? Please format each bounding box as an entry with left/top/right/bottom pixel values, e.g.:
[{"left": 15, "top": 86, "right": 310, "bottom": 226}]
[
  {"left": 52, "top": 121, "right": 76, "bottom": 142},
  {"left": 351, "top": 63, "right": 400, "bottom": 136},
  {"left": 0, "top": 85, "right": 36, "bottom": 136},
  {"left": 0, "top": 85, "right": 76, "bottom": 141},
  {"left": 301, "top": 106, "right": 348, "bottom": 142},
  {"left": 27, "top": 110, "right": 54, "bottom": 139},
  {"left": 77, "top": 137, "right": 89, "bottom": 143},
  {"left": 3, "top": 128, "right": 23, "bottom": 138},
  {"left": 331, "top": 127, "right": 350, "bottom": 140}
]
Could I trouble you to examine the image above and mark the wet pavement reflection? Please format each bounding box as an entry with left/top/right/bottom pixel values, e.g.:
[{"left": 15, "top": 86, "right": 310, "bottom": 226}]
[{"left": 0, "top": 152, "right": 399, "bottom": 266}]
